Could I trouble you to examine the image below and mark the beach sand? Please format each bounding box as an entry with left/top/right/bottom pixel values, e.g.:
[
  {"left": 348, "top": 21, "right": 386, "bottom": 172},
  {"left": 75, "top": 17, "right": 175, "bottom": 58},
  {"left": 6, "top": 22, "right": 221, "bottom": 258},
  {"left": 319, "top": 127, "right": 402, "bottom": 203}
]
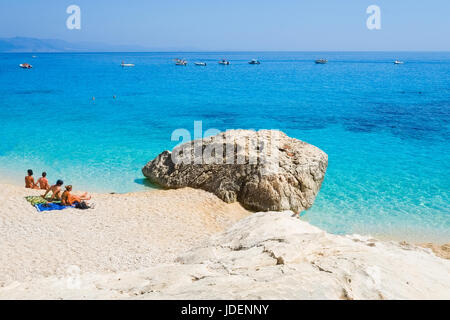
[
  {"left": 419, "top": 243, "right": 450, "bottom": 260},
  {"left": 0, "top": 182, "right": 249, "bottom": 286},
  {"left": 0, "top": 181, "right": 448, "bottom": 299}
]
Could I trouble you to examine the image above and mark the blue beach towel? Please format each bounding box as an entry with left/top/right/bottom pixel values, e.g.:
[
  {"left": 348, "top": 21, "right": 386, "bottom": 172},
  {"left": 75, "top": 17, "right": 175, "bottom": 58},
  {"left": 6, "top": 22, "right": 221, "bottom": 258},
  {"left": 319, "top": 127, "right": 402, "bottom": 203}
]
[{"left": 35, "top": 202, "right": 74, "bottom": 212}]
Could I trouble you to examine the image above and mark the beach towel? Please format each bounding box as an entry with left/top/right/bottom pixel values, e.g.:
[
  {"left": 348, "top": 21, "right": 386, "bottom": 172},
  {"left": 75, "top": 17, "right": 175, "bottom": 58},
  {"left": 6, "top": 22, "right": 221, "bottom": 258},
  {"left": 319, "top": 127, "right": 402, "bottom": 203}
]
[
  {"left": 35, "top": 202, "right": 74, "bottom": 212},
  {"left": 25, "top": 196, "right": 49, "bottom": 206},
  {"left": 25, "top": 196, "right": 73, "bottom": 212}
]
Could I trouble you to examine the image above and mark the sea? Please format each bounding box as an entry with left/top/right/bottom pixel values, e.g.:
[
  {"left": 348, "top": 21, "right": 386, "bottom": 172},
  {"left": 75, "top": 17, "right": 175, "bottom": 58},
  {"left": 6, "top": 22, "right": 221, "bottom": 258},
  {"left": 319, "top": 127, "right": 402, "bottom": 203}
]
[{"left": 0, "top": 51, "right": 448, "bottom": 242}]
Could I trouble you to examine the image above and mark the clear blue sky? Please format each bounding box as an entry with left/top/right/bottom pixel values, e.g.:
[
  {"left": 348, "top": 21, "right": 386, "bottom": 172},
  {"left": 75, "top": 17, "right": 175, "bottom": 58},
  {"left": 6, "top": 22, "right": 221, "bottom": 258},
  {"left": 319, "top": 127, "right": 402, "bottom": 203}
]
[{"left": 1, "top": 0, "right": 449, "bottom": 51}]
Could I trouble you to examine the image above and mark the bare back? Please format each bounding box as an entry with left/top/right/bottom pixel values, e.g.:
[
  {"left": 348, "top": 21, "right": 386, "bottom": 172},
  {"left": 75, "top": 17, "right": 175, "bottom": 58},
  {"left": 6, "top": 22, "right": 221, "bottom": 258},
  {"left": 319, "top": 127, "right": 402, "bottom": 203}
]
[
  {"left": 25, "top": 176, "right": 35, "bottom": 188},
  {"left": 37, "top": 177, "right": 49, "bottom": 190},
  {"left": 47, "top": 185, "right": 62, "bottom": 200}
]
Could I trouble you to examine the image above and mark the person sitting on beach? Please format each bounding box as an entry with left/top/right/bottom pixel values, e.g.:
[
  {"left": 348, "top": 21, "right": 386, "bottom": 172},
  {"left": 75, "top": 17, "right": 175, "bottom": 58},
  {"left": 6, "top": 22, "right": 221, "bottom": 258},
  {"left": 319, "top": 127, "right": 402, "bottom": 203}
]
[
  {"left": 25, "top": 169, "right": 39, "bottom": 189},
  {"left": 42, "top": 179, "right": 64, "bottom": 201},
  {"left": 36, "top": 172, "right": 50, "bottom": 190},
  {"left": 61, "top": 185, "right": 91, "bottom": 206}
]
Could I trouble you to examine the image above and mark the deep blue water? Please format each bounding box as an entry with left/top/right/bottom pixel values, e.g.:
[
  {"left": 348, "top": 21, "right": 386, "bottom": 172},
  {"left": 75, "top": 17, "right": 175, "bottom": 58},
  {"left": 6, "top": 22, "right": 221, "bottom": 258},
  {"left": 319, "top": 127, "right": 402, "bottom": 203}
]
[{"left": 0, "top": 52, "right": 449, "bottom": 242}]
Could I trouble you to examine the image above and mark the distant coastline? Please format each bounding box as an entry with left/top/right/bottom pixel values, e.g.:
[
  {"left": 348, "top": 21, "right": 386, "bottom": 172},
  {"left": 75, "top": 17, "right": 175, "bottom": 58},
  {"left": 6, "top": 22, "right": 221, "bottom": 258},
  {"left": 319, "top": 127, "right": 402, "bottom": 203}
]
[
  {"left": 0, "top": 36, "right": 201, "bottom": 53},
  {"left": 2, "top": 37, "right": 450, "bottom": 53}
]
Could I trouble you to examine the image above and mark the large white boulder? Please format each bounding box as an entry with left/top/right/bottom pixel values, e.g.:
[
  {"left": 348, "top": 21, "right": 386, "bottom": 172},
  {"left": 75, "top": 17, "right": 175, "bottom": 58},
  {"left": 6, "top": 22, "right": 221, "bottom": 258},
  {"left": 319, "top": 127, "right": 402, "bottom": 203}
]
[{"left": 142, "top": 130, "right": 328, "bottom": 212}]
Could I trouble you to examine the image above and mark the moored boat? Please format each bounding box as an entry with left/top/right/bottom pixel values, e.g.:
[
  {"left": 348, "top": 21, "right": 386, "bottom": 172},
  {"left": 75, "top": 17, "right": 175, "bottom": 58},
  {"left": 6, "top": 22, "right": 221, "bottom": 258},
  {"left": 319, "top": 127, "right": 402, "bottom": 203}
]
[
  {"left": 394, "top": 60, "right": 404, "bottom": 65},
  {"left": 218, "top": 59, "right": 230, "bottom": 65},
  {"left": 19, "top": 63, "right": 32, "bottom": 69},
  {"left": 248, "top": 59, "right": 260, "bottom": 65},
  {"left": 121, "top": 61, "right": 135, "bottom": 67},
  {"left": 175, "top": 59, "right": 187, "bottom": 66},
  {"left": 194, "top": 62, "right": 207, "bottom": 66},
  {"left": 315, "top": 59, "right": 327, "bottom": 64}
]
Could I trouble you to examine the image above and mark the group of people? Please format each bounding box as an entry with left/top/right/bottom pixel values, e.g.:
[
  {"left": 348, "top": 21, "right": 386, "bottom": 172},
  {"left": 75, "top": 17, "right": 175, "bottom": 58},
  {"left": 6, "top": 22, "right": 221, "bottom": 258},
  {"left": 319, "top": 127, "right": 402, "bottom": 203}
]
[{"left": 25, "top": 169, "right": 91, "bottom": 206}]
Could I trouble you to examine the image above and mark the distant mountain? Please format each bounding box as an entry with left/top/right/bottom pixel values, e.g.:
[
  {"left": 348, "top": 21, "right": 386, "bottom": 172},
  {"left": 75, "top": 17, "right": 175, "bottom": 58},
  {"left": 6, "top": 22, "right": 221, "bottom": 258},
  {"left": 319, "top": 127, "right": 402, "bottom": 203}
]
[{"left": 0, "top": 37, "right": 179, "bottom": 52}]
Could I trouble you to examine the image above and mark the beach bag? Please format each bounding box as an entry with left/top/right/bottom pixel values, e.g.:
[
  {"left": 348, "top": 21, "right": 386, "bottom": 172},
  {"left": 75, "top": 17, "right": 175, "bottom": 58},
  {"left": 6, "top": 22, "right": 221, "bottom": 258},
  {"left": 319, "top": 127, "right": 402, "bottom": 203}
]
[{"left": 75, "top": 201, "right": 90, "bottom": 210}]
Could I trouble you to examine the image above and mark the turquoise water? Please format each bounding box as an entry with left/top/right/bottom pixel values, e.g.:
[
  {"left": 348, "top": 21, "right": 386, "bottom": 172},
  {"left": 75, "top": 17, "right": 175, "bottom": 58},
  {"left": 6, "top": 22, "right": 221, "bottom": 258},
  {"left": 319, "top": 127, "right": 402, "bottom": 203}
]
[{"left": 0, "top": 52, "right": 449, "bottom": 242}]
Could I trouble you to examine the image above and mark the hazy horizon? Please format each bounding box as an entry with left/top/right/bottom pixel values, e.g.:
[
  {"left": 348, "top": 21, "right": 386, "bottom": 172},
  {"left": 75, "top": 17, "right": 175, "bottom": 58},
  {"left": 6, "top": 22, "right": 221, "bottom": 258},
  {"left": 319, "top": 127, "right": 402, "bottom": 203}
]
[
  {"left": 2, "top": 36, "right": 449, "bottom": 53},
  {"left": 1, "top": 1, "right": 449, "bottom": 51}
]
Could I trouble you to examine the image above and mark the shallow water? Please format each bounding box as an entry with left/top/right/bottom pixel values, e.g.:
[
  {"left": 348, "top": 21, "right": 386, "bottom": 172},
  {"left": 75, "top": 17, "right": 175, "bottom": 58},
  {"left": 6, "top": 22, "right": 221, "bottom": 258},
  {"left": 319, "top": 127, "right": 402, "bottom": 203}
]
[{"left": 0, "top": 52, "right": 449, "bottom": 242}]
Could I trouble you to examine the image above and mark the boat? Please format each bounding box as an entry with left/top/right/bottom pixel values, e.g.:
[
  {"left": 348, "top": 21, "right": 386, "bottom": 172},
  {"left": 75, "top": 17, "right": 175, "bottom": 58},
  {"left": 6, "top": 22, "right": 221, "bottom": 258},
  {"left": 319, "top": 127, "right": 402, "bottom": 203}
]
[
  {"left": 194, "top": 62, "right": 207, "bottom": 66},
  {"left": 19, "top": 63, "right": 32, "bottom": 69},
  {"left": 121, "top": 61, "right": 135, "bottom": 67},
  {"left": 315, "top": 59, "right": 327, "bottom": 64},
  {"left": 218, "top": 59, "right": 230, "bottom": 65},
  {"left": 394, "top": 60, "right": 404, "bottom": 65},
  {"left": 175, "top": 59, "right": 187, "bottom": 66},
  {"left": 248, "top": 59, "right": 260, "bottom": 65}
]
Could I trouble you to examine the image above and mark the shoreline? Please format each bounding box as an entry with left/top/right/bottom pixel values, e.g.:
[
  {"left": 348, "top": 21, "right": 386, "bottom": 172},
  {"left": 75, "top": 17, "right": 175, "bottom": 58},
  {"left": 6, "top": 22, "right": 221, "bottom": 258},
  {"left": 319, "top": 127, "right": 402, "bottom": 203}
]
[
  {"left": 1, "top": 208, "right": 448, "bottom": 299},
  {"left": 0, "top": 181, "right": 251, "bottom": 286},
  {"left": 1, "top": 177, "right": 448, "bottom": 247},
  {"left": 0, "top": 179, "right": 449, "bottom": 299}
]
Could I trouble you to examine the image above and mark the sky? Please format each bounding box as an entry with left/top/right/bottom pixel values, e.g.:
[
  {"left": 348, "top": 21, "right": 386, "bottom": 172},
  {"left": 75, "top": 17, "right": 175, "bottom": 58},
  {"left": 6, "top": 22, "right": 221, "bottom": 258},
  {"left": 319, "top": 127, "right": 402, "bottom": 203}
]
[{"left": 1, "top": 0, "right": 449, "bottom": 51}]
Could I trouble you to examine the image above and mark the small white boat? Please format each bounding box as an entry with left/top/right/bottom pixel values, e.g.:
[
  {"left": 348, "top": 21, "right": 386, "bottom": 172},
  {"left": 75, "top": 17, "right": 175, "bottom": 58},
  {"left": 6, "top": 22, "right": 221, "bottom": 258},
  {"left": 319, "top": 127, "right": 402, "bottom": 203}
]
[
  {"left": 218, "top": 59, "right": 230, "bottom": 65},
  {"left": 248, "top": 59, "right": 260, "bottom": 65},
  {"left": 175, "top": 59, "right": 187, "bottom": 66},
  {"left": 121, "top": 61, "right": 135, "bottom": 67},
  {"left": 315, "top": 59, "right": 327, "bottom": 64},
  {"left": 394, "top": 60, "right": 404, "bottom": 65},
  {"left": 194, "top": 62, "right": 207, "bottom": 66},
  {"left": 19, "top": 63, "right": 32, "bottom": 69}
]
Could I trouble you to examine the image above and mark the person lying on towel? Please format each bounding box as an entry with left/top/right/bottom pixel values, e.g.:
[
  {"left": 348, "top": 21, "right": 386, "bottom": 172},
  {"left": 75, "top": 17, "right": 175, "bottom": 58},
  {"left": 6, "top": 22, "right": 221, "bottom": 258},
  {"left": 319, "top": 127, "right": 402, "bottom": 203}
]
[{"left": 61, "top": 185, "right": 91, "bottom": 206}]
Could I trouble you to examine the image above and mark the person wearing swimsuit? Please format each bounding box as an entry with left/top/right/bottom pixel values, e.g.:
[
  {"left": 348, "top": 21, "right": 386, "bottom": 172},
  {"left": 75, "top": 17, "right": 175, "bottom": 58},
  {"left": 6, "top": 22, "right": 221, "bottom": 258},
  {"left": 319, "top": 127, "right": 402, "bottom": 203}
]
[{"left": 61, "top": 185, "right": 91, "bottom": 206}]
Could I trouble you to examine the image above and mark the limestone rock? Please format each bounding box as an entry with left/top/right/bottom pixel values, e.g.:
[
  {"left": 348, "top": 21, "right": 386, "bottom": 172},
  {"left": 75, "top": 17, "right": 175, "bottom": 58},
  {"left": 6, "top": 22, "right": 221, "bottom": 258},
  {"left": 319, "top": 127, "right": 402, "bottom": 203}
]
[
  {"left": 142, "top": 130, "right": 328, "bottom": 212},
  {"left": 3, "top": 212, "right": 449, "bottom": 300}
]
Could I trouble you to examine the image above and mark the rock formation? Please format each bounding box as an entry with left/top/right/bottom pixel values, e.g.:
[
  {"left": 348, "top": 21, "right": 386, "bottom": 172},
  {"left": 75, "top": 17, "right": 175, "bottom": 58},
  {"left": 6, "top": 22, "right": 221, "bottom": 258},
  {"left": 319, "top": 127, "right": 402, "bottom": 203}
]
[
  {"left": 142, "top": 130, "right": 328, "bottom": 212},
  {"left": 3, "top": 211, "right": 449, "bottom": 299}
]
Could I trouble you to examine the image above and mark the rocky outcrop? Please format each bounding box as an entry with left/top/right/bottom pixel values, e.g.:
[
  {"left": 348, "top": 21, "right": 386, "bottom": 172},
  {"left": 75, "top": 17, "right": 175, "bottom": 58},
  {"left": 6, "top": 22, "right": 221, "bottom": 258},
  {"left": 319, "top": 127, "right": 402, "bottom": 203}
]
[
  {"left": 3, "top": 211, "right": 449, "bottom": 300},
  {"left": 142, "top": 130, "right": 328, "bottom": 212}
]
